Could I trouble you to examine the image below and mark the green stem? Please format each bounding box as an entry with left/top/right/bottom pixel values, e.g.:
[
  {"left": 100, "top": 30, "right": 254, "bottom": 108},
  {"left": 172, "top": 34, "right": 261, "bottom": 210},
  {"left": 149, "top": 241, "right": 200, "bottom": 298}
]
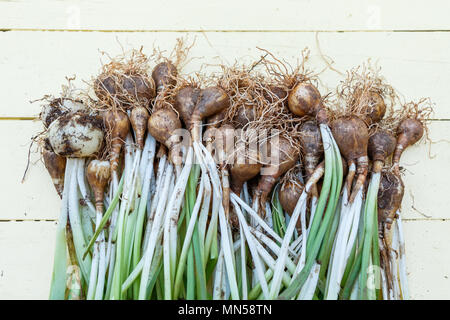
[
  {"left": 340, "top": 238, "right": 357, "bottom": 290},
  {"left": 83, "top": 175, "right": 125, "bottom": 259},
  {"left": 359, "top": 172, "right": 380, "bottom": 300},
  {"left": 318, "top": 197, "right": 342, "bottom": 285},
  {"left": 340, "top": 248, "right": 363, "bottom": 300},
  {"left": 372, "top": 198, "right": 381, "bottom": 300},
  {"left": 280, "top": 126, "right": 342, "bottom": 300}
]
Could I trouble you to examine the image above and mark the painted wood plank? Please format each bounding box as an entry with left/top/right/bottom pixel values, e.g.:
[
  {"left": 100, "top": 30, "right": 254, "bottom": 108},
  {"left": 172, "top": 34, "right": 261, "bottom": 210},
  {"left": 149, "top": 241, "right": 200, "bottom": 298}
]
[
  {"left": 0, "top": 221, "right": 56, "bottom": 299},
  {"left": 0, "top": 120, "right": 61, "bottom": 220},
  {"left": 1, "top": 0, "right": 449, "bottom": 31},
  {"left": 403, "top": 220, "right": 450, "bottom": 300},
  {"left": 1, "top": 31, "right": 449, "bottom": 118},
  {"left": 1, "top": 120, "right": 448, "bottom": 220},
  {"left": 400, "top": 120, "right": 450, "bottom": 220},
  {"left": 0, "top": 220, "right": 447, "bottom": 299}
]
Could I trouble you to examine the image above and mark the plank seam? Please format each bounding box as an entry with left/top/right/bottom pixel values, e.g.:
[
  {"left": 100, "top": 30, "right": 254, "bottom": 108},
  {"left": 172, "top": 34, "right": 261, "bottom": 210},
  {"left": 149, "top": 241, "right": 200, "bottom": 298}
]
[{"left": 2, "top": 29, "right": 450, "bottom": 33}]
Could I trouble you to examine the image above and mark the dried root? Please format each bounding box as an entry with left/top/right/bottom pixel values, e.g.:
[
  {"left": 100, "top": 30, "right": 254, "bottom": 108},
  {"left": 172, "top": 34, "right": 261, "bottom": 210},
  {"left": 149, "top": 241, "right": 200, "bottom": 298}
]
[
  {"left": 331, "top": 61, "right": 398, "bottom": 127},
  {"left": 91, "top": 47, "right": 155, "bottom": 112}
]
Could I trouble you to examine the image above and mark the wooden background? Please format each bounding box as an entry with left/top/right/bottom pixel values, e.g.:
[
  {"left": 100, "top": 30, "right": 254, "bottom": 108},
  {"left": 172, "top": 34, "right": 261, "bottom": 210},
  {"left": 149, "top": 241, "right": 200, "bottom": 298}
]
[{"left": 0, "top": 0, "right": 449, "bottom": 299}]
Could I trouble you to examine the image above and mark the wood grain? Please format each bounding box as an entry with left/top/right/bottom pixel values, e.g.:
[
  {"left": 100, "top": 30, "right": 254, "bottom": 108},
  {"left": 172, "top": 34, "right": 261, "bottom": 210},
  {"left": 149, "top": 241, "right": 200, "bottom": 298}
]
[
  {"left": 1, "top": 31, "right": 449, "bottom": 118},
  {"left": 1, "top": 0, "right": 449, "bottom": 300},
  {"left": 1, "top": 0, "right": 449, "bottom": 31}
]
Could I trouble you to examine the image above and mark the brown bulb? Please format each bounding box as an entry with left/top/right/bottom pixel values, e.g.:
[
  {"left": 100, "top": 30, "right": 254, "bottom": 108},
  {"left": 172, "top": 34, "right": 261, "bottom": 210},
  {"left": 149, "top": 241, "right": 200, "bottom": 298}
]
[
  {"left": 299, "top": 121, "right": 323, "bottom": 179},
  {"left": 365, "top": 91, "right": 386, "bottom": 125},
  {"left": 86, "top": 160, "right": 111, "bottom": 212},
  {"left": 152, "top": 61, "right": 177, "bottom": 93},
  {"left": 130, "top": 106, "right": 150, "bottom": 150},
  {"left": 279, "top": 179, "right": 304, "bottom": 216},
  {"left": 42, "top": 144, "right": 66, "bottom": 198},
  {"left": 193, "top": 87, "right": 230, "bottom": 124},
  {"left": 147, "top": 108, "right": 182, "bottom": 151},
  {"left": 368, "top": 130, "right": 396, "bottom": 173},
  {"left": 397, "top": 118, "right": 424, "bottom": 145},
  {"left": 393, "top": 118, "right": 424, "bottom": 173},
  {"left": 230, "top": 160, "right": 262, "bottom": 196},
  {"left": 378, "top": 171, "right": 404, "bottom": 228},
  {"left": 288, "top": 82, "right": 322, "bottom": 118},
  {"left": 206, "top": 109, "right": 226, "bottom": 128},
  {"left": 256, "top": 137, "right": 299, "bottom": 206},
  {"left": 174, "top": 86, "right": 201, "bottom": 129},
  {"left": 263, "top": 86, "right": 288, "bottom": 104},
  {"left": 190, "top": 86, "right": 230, "bottom": 142},
  {"left": 213, "top": 125, "right": 235, "bottom": 167},
  {"left": 123, "top": 75, "right": 156, "bottom": 102},
  {"left": 331, "top": 116, "right": 369, "bottom": 163},
  {"left": 353, "top": 89, "right": 386, "bottom": 126},
  {"left": 94, "top": 75, "right": 116, "bottom": 101},
  {"left": 234, "top": 104, "right": 256, "bottom": 128},
  {"left": 103, "top": 110, "right": 130, "bottom": 173}
]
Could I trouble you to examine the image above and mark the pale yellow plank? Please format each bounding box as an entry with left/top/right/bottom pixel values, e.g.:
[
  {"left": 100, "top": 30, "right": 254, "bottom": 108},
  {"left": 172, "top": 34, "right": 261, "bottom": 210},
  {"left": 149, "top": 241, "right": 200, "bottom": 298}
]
[
  {"left": 0, "top": 120, "right": 60, "bottom": 220},
  {"left": 0, "top": 220, "right": 447, "bottom": 299},
  {"left": 403, "top": 220, "right": 450, "bottom": 300},
  {"left": 400, "top": 121, "right": 450, "bottom": 220},
  {"left": 1, "top": 120, "right": 448, "bottom": 220},
  {"left": 0, "top": 221, "right": 56, "bottom": 299},
  {"left": 1, "top": 0, "right": 449, "bottom": 31},
  {"left": 1, "top": 31, "right": 450, "bottom": 118}
]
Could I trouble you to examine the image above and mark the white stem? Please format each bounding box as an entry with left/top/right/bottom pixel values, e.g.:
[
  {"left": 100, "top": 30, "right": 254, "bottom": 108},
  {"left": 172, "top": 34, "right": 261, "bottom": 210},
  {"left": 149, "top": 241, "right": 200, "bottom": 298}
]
[
  {"left": 94, "top": 234, "right": 106, "bottom": 300},
  {"left": 213, "top": 248, "right": 225, "bottom": 300},
  {"left": 243, "top": 182, "right": 250, "bottom": 209},
  {"left": 198, "top": 175, "right": 211, "bottom": 250},
  {"left": 204, "top": 191, "right": 220, "bottom": 265},
  {"left": 86, "top": 209, "right": 102, "bottom": 300},
  {"left": 76, "top": 160, "right": 96, "bottom": 217},
  {"left": 232, "top": 198, "right": 269, "bottom": 299},
  {"left": 162, "top": 174, "right": 176, "bottom": 300},
  {"left": 143, "top": 157, "right": 168, "bottom": 251},
  {"left": 105, "top": 172, "right": 119, "bottom": 270},
  {"left": 380, "top": 267, "right": 389, "bottom": 300},
  {"left": 67, "top": 158, "right": 91, "bottom": 282},
  {"left": 297, "top": 263, "right": 321, "bottom": 300},
  {"left": 231, "top": 193, "right": 287, "bottom": 248},
  {"left": 252, "top": 234, "right": 293, "bottom": 286},
  {"left": 344, "top": 190, "right": 364, "bottom": 261},
  {"left": 396, "top": 213, "right": 409, "bottom": 300},
  {"left": 239, "top": 226, "right": 248, "bottom": 300},
  {"left": 390, "top": 220, "right": 401, "bottom": 300},
  {"left": 175, "top": 173, "right": 205, "bottom": 288},
  {"left": 268, "top": 190, "right": 309, "bottom": 299},
  {"left": 138, "top": 162, "right": 173, "bottom": 299},
  {"left": 194, "top": 141, "right": 240, "bottom": 300},
  {"left": 308, "top": 196, "right": 318, "bottom": 233},
  {"left": 350, "top": 278, "right": 359, "bottom": 300},
  {"left": 264, "top": 202, "right": 273, "bottom": 228},
  {"left": 251, "top": 227, "right": 297, "bottom": 272},
  {"left": 294, "top": 201, "right": 308, "bottom": 276},
  {"left": 326, "top": 188, "right": 363, "bottom": 300},
  {"left": 162, "top": 147, "right": 194, "bottom": 299}
]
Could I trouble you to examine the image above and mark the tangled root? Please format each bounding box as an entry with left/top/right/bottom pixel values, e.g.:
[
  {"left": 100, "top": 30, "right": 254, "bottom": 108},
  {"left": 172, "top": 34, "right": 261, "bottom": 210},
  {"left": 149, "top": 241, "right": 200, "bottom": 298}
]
[
  {"left": 213, "top": 63, "right": 264, "bottom": 126},
  {"left": 396, "top": 98, "right": 434, "bottom": 152},
  {"left": 331, "top": 61, "right": 398, "bottom": 124},
  {"left": 151, "top": 37, "right": 199, "bottom": 115},
  {"left": 92, "top": 47, "right": 154, "bottom": 112},
  {"left": 395, "top": 98, "right": 433, "bottom": 125},
  {"left": 279, "top": 162, "right": 303, "bottom": 186},
  {"left": 256, "top": 47, "right": 315, "bottom": 91}
]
